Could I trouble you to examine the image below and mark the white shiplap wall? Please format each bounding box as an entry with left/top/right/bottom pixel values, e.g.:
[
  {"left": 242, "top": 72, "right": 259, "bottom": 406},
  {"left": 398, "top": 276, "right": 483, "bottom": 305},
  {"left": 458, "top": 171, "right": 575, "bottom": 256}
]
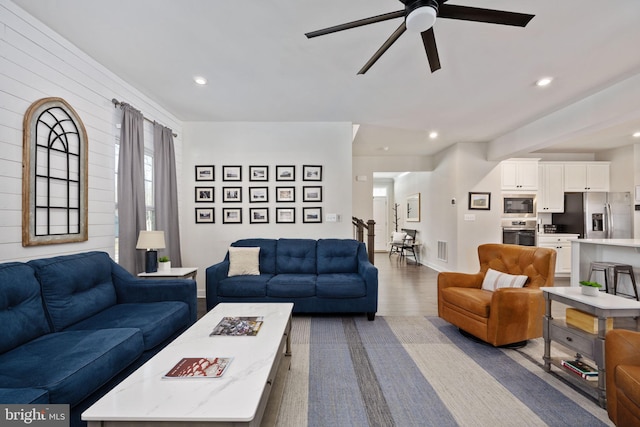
[{"left": 0, "top": 0, "right": 183, "bottom": 262}]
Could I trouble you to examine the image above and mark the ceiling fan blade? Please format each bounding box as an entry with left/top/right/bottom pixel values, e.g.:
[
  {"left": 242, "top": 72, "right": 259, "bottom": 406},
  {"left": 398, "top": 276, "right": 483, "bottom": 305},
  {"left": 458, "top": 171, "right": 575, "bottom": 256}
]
[
  {"left": 357, "top": 22, "right": 406, "bottom": 75},
  {"left": 305, "top": 10, "right": 404, "bottom": 38},
  {"left": 421, "top": 28, "right": 441, "bottom": 73},
  {"left": 439, "top": 4, "right": 534, "bottom": 27}
]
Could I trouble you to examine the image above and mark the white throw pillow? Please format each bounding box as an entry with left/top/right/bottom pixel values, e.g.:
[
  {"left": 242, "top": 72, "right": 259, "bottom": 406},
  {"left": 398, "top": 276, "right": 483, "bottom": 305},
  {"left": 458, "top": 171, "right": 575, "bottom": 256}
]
[
  {"left": 481, "top": 268, "right": 528, "bottom": 291},
  {"left": 392, "top": 231, "right": 407, "bottom": 243},
  {"left": 228, "top": 247, "right": 260, "bottom": 277}
]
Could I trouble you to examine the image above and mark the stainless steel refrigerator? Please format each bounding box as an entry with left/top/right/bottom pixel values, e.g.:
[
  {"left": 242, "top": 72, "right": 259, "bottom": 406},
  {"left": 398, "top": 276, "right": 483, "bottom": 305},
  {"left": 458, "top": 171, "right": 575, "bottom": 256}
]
[{"left": 551, "top": 192, "right": 632, "bottom": 238}]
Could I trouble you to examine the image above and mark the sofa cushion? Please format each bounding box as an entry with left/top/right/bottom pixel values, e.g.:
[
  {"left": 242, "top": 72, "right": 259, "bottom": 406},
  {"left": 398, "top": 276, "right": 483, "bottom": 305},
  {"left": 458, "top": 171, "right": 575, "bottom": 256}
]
[
  {"left": 316, "top": 274, "right": 367, "bottom": 298},
  {"left": 228, "top": 247, "right": 260, "bottom": 276},
  {"left": 440, "top": 287, "right": 492, "bottom": 318},
  {"left": 317, "top": 239, "right": 359, "bottom": 274},
  {"left": 267, "top": 274, "right": 316, "bottom": 297},
  {"left": 0, "top": 388, "right": 49, "bottom": 404},
  {"left": 231, "top": 239, "right": 277, "bottom": 274},
  {"left": 64, "top": 302, "right": 189, "bottom": 350},
  {"left": 0, "top": 263, "right": 51, "bottom": 355},
  {"left": 28, "top": 252, "right": 117, "bottom": 331},
  {"left": 218, "top": 275, "right": 271, "bottom": 297},
  {"left": 276, "top": 239, "right": 317, "bottom": 274},
  {"left": 0, "top": 328, "right": 144, "bottom": 407},
  {"left": 481, "top": 268, "right": 528, "bottom": 291}
]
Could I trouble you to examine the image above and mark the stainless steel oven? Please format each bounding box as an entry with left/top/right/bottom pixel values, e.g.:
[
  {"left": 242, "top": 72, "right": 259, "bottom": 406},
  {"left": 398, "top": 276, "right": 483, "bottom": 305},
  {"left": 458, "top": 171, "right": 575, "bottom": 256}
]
[
  {"left": 502, "top": 194, "right": 537, "bottom": 218},
  {"left": 501, "top": 219, "right": 537, "bottom": 246}
]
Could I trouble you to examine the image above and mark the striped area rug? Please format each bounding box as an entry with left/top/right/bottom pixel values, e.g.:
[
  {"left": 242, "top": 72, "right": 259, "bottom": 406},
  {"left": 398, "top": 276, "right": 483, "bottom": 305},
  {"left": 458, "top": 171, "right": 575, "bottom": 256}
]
[{"left": 275, "top": 316, "right": 613, "bottom": 427}]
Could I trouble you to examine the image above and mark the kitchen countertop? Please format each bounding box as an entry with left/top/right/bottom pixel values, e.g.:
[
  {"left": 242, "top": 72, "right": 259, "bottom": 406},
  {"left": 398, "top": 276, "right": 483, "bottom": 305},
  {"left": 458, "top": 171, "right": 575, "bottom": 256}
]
[{"left": 537, "top": 233, "right": 580, "bottom": 237}]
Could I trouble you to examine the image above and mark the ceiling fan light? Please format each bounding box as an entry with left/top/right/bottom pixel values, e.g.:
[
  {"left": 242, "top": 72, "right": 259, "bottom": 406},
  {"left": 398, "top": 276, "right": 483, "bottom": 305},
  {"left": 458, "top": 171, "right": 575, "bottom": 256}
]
[{"left": 406, "top": 6, "right": 436, "bottom": 33}]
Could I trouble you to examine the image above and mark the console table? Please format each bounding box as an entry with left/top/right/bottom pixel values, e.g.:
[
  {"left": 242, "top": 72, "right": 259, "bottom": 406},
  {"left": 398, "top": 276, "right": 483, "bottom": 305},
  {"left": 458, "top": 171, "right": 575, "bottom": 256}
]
[{"left": 542, "top": 287, "right": 640, "bottom": 408}]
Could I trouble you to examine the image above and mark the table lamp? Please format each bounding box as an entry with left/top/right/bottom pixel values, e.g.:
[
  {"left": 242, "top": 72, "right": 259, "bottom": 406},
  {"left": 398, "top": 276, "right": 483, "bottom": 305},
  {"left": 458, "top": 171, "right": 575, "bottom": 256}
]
[{"left": 136, "top": 230, "right": 166, "bottom": 273}]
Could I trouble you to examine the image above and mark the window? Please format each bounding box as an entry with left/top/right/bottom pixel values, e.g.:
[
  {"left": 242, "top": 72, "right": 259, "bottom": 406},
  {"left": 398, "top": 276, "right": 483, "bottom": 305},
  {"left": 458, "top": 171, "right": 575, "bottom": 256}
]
[{"left": 373, "top": 187, "right": 387, "bottom": 197}]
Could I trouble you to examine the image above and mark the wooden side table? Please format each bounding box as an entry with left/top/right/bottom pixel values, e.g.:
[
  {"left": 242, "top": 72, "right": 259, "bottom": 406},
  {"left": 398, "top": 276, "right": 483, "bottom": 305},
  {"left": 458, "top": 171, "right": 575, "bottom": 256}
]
[{"left": 138, "top": 267, "right": 197, "bottom": 280}]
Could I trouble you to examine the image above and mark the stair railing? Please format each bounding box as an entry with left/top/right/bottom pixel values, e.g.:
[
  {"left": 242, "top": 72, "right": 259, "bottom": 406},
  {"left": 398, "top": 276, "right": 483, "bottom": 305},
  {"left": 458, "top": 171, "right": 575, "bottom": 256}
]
[{"left": 352, "top": 217, "right": 376, "bottom": 264}]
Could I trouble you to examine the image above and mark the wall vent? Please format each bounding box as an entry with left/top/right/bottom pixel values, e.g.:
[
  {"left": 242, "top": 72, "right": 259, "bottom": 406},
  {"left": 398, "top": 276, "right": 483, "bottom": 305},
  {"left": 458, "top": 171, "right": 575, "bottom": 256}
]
[{"left": 437, "top": 241, "right": 448, "bottom": 262}]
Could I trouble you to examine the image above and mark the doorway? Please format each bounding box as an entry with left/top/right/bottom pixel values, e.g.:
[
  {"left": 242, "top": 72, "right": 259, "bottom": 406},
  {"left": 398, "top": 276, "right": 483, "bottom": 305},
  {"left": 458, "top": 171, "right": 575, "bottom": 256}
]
[{"left": 373, "top": 196, "right": 388, "bottom": 251}]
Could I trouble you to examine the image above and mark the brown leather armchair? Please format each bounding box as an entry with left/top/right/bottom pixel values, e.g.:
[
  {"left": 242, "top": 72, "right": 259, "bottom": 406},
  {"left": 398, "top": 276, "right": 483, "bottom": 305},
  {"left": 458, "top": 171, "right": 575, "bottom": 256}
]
[
  {"left": 605, "top": 329, "right": 640, "bottom": 426},
  {"left": 438, "top": 243, "right": 556, "bottom": 347}
]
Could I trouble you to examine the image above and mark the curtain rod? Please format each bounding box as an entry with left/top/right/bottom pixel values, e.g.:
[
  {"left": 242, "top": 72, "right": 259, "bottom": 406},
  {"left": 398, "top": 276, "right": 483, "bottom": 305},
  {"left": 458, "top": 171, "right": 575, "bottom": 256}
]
[{"left": 111, "top": 98, "right": 178, "bottom": 137}]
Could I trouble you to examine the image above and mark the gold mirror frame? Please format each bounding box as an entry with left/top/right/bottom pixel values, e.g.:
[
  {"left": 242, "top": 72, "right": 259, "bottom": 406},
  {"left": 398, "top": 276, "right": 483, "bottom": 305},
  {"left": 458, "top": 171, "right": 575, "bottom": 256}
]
[{"left": 22, "top": 97, "right": 88, "bottom": 246}]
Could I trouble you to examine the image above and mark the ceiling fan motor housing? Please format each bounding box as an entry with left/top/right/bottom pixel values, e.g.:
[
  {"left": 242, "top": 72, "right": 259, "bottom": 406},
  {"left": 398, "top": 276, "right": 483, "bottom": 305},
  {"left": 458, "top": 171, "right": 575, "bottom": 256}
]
[{"left": 404, "top": 0, "right": 440, "bottom": 17}]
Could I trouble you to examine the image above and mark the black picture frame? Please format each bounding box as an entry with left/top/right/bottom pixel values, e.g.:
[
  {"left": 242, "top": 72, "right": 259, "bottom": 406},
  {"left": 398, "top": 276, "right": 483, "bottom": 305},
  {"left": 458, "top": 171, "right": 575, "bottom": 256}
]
[
  {"left": 222, "top": 208, "right": 242, "bottom": 224},
  {"left": 249, "top": 165, "right": 269, "bottom": 182},
  {"left": 195, "top": 165, "right": 214, "bottom": 181},
  {"left": 222, "top": 165, "right": 242, "bottom": 181},
  {"left": 223, "top": 187, "right": 242, "bottom": 203},
  {"left": 249, "top": 208, "right": 269, "bottom": 224},
  {"left": 249, "top": 187, "right": 268, "bottom": 203},
  {"left": 468, "top": 192, "right": 491, "bottom": 210},
  {"left": 276, "top": 207, "right": 295, "bottom": 223},
  {"left": 276, "top": 165, "right": 295, "bottom": 181},
  {"left": 303, "top": 207, "right": 322, "bottom": 223},
  {"left": 195, "top": 207, "right": 214, "bottom": 223},
  {"left": 195, "top": 187, "right": 214, "bottom": 203},
  {"left": 303, "top": 165, "right": 322, "bottom": 181},
  {"left": 276, "top": 186, "right": 295, "bottom": 202},
  {"left": 303, "top": 186, "right": 322, "bottom": 202}
]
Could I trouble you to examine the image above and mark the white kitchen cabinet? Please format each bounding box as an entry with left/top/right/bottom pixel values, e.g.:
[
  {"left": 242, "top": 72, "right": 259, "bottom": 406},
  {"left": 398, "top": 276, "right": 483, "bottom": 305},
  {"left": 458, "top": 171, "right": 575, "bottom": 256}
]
[
  {"left": 538, "top": 163, "right": 564, "bottom": 212},
  {"left": 501, "top": 160, "right": 538, "bottom": 191},
  {"left": 563, "top": 162, "right": 610, "bottom": 192},
  {"left": 538, "top": 234, "right": 579, "bottom": 275}
]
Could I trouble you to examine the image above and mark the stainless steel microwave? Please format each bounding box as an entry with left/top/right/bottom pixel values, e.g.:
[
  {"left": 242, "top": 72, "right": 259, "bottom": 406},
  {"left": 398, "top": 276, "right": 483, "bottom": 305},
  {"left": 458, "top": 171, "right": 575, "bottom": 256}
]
[{"left": 502, "top": 194, "right": 537, "bottom": 218}]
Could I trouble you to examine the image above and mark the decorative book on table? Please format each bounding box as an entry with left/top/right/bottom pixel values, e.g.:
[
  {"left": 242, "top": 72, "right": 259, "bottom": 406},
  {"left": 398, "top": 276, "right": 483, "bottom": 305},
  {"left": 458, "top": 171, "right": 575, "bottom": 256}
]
[
  {"left": 561, "top": 359, "right": 598, "bottom": 381},
  {"left": 163, "top": 357, "right": 232, "bottom": 378},
  {"left": 210, "top": 316, "right": 264, "bottom": 336}
]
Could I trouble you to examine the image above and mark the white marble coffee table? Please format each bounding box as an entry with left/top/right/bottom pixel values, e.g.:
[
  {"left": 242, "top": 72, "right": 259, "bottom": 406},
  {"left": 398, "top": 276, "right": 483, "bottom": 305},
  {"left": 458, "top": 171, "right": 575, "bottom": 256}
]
[{"left": 82, "top": 302, "right": 293, "bottom": 426}]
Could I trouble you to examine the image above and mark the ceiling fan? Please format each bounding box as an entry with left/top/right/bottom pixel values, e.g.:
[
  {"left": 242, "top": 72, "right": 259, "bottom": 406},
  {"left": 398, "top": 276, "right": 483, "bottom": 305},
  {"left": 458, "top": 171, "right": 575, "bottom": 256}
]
[{"left": 305, "top": 0, "right": 534, "bottom": 74}]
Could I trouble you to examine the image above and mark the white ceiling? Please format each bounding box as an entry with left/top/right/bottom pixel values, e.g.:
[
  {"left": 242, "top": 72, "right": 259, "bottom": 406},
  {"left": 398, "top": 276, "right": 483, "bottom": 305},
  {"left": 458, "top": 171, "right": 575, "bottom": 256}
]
[{"left": 12, "top": 0, "right": 640, "bottom": 157}]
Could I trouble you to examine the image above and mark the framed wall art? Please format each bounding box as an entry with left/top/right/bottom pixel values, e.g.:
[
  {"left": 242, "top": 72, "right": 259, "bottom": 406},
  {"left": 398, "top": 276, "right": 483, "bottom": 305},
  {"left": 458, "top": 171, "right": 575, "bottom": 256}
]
[
  {"left": 468, "top": 192, "right": 491, "bottom": 210},
  {"left": 223, "top": 208, "right": 242, "bottom": 224},
  {"left": 276, "top": 187, "right": 295, "bottom": 202},
  {"left": 303, "top": 207, "right": 322, "bottom": 223},
  {"left": 303, "top": 186, "right": 322, "bottom": 202},
  {"left": 195, "top": 165, "right": 214, "bottom": 181},
  {"left": 276, "top": 207, "right": 295, "bottom": 223},
  {"left": 302, "top": 165, "right": 322, "bottom": 181},
  {"left": 222, "top": 165, "right": 242, "bottom": 181},
  {"left": 195, "top": 187, "right": 214, "bottom": 203},
  {"left": 249, "top": 165, "right": 269, "bottom": 181},
  {"left": 249, "top": 187, "right": 268, "bottom": 203},
  {"left": 195, "top": 208, "right": 214, "bottom": 223},
  {"left": 249, "top": 208, "right": 269, "bottom": 224},
  {"left": 223, "top": 187, "right": 242, "bottom": 203},
  {"left": 276, "top": 165, "right": 295, "bottom": 181}
]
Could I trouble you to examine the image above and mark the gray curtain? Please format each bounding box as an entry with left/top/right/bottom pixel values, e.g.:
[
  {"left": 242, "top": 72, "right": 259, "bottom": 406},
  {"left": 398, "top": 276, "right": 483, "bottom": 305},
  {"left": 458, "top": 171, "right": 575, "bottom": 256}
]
[
  {"left": 154, "top": 122, "right": 182, "bottom": 267},
  {"left": 117, "top": 104, "right": 146, "bottom": 274}
]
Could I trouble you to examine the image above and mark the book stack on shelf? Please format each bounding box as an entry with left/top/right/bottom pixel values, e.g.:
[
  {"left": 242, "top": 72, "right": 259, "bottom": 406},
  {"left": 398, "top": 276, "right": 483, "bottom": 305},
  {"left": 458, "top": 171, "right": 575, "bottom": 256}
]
[{"left": 561, "top": 359, "right": 598, "bottom": 381}]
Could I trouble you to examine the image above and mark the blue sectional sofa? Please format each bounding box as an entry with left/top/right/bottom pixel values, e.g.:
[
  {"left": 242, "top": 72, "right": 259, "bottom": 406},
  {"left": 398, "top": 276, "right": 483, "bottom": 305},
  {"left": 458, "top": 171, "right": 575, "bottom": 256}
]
[
  {"left": 0, "top": 251, "right": 197, "bottom": 426},
  {"left": 206, "top": 238, "right": 378, "bottom": 320}
]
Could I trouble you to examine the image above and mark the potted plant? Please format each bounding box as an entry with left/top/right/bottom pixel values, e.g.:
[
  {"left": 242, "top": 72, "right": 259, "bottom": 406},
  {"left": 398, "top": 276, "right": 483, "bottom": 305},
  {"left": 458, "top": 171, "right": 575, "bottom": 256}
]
[
  {"left": 579, "top": 280, "right": 602, "bottom": 296},
  {"left": 158, "top": 256, "right": 171, "bottom": 271}
]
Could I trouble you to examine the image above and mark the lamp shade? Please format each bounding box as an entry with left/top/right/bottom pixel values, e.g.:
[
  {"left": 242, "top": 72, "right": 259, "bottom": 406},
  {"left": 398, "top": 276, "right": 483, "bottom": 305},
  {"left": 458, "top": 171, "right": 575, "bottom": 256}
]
[
  {"left": 406, "top": 5, "right": 437, "bottom": 33},
  {"left": 136, "top": 230, "right": 166, "bottom": 250}
]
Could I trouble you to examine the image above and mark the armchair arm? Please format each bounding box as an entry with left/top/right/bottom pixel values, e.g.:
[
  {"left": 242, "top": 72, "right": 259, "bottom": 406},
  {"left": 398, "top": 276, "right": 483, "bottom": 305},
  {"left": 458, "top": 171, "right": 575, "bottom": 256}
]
[
  {"left": 605, "top": 329, "right": 640, "bottom": 425},
  {"left": 205, "top": 260, "right": 230, "bottom": 311},
  {"left": 111, "top": 261, "right": 197, "bottom": 323},
  {"left": 487, "top": 288, "right": 544, "bottom": 346},
  {"left": 437, "top": 272, "right": 483, "bottom": 291}
]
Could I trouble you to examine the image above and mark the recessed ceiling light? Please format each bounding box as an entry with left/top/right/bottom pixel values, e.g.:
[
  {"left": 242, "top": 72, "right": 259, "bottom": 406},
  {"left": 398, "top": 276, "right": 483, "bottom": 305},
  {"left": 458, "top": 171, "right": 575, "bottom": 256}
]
[
  {"left": 536, "top": 77, "right": 553, "bottom": 87},
  {"left": 633, "top": 131, "right": 640, "bottom": 138},
  {"left": 429, "top": 131, "right": 438, "bottom": 139},
  {"left": 193, "top": 76, "right": 207, "bottom": 85},
  {"left": 383, "top": 146, "right": 390, "bottom": 151}
]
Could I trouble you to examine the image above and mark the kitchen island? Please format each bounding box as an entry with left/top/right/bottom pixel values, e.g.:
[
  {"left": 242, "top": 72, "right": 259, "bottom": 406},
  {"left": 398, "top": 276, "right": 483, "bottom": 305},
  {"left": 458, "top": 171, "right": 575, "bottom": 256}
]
[{"left": 571, "top": 239, "right": 640, "bottom": 296}]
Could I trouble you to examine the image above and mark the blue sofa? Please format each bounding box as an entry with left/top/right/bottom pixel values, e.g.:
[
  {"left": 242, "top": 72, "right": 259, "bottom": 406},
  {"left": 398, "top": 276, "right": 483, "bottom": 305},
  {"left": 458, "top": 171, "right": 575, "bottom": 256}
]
[
  {"left": 0, "top": 251, "right": 197, "bottom": 426},
  {"left": 206, "top": 238, "right": 378, "bottom": 320}
]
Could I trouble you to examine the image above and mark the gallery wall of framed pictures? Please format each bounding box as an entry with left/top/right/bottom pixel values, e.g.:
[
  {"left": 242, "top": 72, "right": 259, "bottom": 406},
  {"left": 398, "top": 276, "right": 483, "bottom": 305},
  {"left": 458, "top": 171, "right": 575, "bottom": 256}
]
[{"left": 193, "top": 164, "right": 323, "bottom": 225}]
